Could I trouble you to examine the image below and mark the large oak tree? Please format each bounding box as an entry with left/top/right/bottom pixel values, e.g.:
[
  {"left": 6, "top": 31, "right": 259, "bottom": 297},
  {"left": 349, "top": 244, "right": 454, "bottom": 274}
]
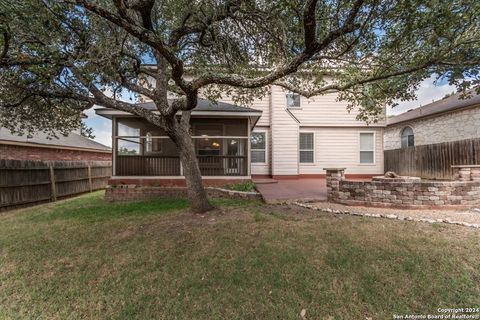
[{"left": 1, "top": 0, "right": 479, "bottom": 212}]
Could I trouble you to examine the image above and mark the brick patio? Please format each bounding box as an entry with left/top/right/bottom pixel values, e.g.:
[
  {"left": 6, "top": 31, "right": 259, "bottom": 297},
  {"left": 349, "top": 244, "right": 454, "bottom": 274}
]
[{"left": 254, "top": 178, "right": 328, "bottom": 203}]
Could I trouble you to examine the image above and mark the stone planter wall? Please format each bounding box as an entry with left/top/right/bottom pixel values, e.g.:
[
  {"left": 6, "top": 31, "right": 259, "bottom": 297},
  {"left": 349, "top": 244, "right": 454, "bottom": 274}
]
[
  {"left": 105, "top": 185, "right": 263, "bottom": 202},
  {"left": 325, "top": 167, "right": 480, "bottom": 209}
]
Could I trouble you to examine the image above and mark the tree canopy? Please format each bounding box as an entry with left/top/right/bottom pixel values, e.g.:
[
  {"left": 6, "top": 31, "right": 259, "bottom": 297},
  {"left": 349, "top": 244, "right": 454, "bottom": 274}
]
[{"left": 1, "top": 0, "right": 479, "bottom": 136}]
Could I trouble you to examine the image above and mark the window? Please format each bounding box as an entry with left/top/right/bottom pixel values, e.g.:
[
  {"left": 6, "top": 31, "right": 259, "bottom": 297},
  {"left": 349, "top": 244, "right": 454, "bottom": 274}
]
[
  {"left": 299, "top": 133, "right": 314, "bottom": 163},
  {"left": 286, "top": 92, "right": 301, "bottom": 108},
  {"left": 401, "top": 127, "right": 415, "bottom": 148},
  {"left": 360, "top": 133, "right": 375, "bottom": 164},
  {"left": 251, "top": 132, "right": 266, "bottom": 163}
]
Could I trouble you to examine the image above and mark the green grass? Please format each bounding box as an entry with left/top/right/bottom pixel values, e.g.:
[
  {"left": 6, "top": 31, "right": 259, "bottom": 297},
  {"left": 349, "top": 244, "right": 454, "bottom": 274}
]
[
  {"left": 1, "top": 191, "right": 479, "bottom": 319},
  {"left": 223, "top": 181, "right": 257, "bottom": 192}
]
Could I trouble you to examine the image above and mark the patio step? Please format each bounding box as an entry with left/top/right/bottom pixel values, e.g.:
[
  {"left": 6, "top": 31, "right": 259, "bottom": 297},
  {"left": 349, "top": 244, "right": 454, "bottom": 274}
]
[{"left": 252, "top": 178, "right": 278, "bottom": 184}]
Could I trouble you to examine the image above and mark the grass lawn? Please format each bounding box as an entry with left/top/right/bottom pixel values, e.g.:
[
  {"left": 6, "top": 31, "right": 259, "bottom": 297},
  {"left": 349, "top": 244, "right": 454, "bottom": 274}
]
[{"left": 1, "top": 191, "right": 480, "bottom": 319}]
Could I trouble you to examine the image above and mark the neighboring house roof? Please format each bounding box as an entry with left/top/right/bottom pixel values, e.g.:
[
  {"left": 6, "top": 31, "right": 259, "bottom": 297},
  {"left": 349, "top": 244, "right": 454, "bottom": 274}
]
[
  {"left": 387, "top": 90, "right": 480, "bottom": 126},
  {"left": 0, "top": 128, "right": 111, "bottom": 153}
]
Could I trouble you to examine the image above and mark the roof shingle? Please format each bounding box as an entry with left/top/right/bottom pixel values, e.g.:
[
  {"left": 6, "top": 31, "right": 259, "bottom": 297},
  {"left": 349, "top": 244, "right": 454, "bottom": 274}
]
[
  {"left": 0, "top": 128, "right": 111, "bottom": 152},
  {"left": 388, "top": 90, "right": 480, "bottom": 126}
]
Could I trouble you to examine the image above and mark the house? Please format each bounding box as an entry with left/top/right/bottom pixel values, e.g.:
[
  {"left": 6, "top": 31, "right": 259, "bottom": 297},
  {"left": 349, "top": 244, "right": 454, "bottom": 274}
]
[
  {"left": 384, "top": 90, "right": 480, "bottom": 150},
  {"left": 0, "top": 129, "right": 111, "bottom": 161},
  {"left": 96, "top": 85, "right": 386, "bottom": 186}
]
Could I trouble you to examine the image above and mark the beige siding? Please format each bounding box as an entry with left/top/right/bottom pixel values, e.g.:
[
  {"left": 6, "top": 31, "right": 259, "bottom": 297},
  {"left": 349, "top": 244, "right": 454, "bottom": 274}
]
[
  {"left": 270, "top": 86, "right": 299, "bottom": 176},
  {"left": 216, "top": 93, "right": 271, "bottom": 127},
  {"left": 272, "top": 86, "right": 386, "bottom": 127},
  {"left": 298, "top": 127, "right": 384, "bottom": 175}
]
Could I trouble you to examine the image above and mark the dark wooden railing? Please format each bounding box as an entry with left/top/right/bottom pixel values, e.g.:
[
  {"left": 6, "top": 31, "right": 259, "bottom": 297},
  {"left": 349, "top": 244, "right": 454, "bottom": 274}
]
[
  {"left": 116, "top": 156, "right": 181, "bottom": 176},
  {"left": 115, "top": 155, "right": 248, "bottom": 176},
  {"left": 198, "top": 155, "right": 248, "bottom": 176}
]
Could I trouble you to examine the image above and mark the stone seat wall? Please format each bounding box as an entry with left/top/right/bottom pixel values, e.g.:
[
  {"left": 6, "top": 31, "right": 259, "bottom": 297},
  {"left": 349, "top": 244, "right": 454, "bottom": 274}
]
[{"left": 325, "top": 167, "right": 480, "bottom": 209}]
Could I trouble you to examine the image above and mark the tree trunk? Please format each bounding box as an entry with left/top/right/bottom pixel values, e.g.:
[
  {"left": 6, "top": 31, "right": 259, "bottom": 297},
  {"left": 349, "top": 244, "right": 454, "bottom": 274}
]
[{"left": 170, "top": 125, "right": 214, "bottom": 213}]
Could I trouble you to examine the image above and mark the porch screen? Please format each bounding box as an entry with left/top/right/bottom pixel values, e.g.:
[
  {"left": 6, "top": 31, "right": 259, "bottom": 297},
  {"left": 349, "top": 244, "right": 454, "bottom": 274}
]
[{"left": 251, "top": 132, "right": 266, "bottom": 163}]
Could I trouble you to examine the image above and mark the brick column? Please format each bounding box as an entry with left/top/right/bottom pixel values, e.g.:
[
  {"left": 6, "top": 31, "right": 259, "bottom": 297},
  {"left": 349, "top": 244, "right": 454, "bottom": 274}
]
[
  {"left": 471, "top": 167, "right": 480, "bottom": 182},
  {"left": 324, "top": 168, "right": 346, "bottom": 201},
  {"left": 452, "top": 165, "right": 480, "bottom": 181}
]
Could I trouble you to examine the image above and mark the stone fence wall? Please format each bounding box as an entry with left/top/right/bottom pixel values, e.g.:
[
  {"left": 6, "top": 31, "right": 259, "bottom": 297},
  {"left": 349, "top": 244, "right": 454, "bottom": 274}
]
[
  {"left": 105, "top": 185, "right": 263, "bottom": 202},
  {"left": 325, "top": 167, "right": 480, "bottom": 209}
]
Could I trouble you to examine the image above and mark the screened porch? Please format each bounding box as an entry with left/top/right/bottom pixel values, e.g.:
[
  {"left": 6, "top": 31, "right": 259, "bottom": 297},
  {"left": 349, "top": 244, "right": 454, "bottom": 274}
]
[{"left": 113, "top": 118, "right": 249, "bottom": 177}]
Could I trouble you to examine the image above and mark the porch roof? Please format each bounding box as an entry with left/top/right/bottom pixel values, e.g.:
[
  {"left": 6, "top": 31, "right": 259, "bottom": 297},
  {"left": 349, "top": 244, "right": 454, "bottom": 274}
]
[{"left": 95, "top": 99, "right": 262, "bottom": 128}]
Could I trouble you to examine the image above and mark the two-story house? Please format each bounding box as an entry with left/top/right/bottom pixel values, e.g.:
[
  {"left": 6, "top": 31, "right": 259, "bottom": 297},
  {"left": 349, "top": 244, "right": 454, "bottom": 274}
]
[{"left": 96, "top": 84, "right": 385, "bottom": 186}]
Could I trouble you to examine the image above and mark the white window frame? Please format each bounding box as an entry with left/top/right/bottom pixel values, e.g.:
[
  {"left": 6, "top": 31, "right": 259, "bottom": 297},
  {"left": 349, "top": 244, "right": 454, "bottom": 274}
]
[
  {"left": 400, "top": 126, "right": 415, "bottom": 148},
  {"left": 358, "top": 131, "right": 376, "bottom": 165},
  {"left": 251, "top": 130, "right": 268, "bottom": 164},
  {"left": 286, "top": 91, "right": 301, "bottom": 108},
  {"left": 299, "top": 131, "right": 315, "bottom": 165}
]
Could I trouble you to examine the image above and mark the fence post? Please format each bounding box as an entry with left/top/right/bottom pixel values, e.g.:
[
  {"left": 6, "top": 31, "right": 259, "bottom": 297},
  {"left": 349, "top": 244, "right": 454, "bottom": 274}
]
[
  {"left": 87, "top": 164, "right": 93, "bottom": 192},
  {"left": 49, "top": 163, "right": 57, "bottom": 201}
]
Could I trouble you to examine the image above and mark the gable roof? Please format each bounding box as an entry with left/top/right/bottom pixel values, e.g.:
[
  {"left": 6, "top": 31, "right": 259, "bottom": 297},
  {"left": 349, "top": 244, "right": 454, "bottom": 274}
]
[
  {"left": 387, "top": 90, "right": 480, "bottom": 126},
  {"left": 138, "top": 99, "right": 261, "bottom": 113},
  {"left": 0, "top": 128, "right": 111, "bottom": 152},
  {"left": 95, "top": 98, "right": 263, "bottom": 128}
]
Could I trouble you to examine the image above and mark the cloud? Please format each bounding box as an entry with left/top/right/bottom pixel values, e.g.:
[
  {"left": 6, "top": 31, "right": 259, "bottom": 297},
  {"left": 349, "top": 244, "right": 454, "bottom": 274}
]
[
  {"left": 83, "top": 108, "right": 112, "bottom": 147},
  {"left": 388, "top": 76, "right": 456, "bottom": 116}
]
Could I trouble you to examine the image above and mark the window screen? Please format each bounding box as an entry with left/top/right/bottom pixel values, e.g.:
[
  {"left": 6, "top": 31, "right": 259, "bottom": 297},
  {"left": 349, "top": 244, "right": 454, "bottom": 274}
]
[
  {"left": 360, "top": 133, "right": 374, "bottom": 164},
  {"left": 251, "top": 132, "right": 266, "bottom": 163},
  {"left": 286, "top": 92, "right": 301, "bottom": 108},
  {"left": 299, "top": 133, "right": 314, "bottom": 163}
]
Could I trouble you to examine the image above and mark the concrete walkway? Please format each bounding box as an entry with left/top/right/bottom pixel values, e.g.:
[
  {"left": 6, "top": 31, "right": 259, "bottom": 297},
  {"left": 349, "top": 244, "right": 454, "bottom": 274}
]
[{"left": 254, "top": 178, "right": 327, "bottom": 203}]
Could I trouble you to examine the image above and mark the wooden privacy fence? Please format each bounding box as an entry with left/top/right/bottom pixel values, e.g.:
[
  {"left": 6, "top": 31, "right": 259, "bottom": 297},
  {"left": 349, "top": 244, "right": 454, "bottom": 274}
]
[
  {"left": 384, "top": 138, "right": 480, "bottom": 180},
  {"left": 0, "top": 160, "right": 112, "bottom": 210}
]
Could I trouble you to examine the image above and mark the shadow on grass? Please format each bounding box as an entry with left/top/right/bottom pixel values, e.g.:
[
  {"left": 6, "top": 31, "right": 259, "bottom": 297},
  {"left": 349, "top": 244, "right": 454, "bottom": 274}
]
[{"left": 23, "top": 191, "right": 261, "bottom": 223}]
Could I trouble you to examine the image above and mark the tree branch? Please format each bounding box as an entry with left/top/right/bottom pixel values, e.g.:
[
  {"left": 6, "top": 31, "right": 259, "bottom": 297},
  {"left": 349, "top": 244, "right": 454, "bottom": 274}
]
[
  {"left": 168, "top": 0, "right": 241, "bottom": 46},
  {"left": 189, "top": 0, "right": 365, "bottom": 91},
  {"left": 68, "top": 0, "right": 191, "bottom": 95},
  {"left": 273, "top": 61, "right": 440, "bottom": 98}
]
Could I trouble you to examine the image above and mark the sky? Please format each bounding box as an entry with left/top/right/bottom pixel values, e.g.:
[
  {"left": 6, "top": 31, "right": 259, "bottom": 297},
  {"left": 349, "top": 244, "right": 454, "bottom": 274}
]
[{"left": 83, "top": 75, "right": 457, "bottom": 147}]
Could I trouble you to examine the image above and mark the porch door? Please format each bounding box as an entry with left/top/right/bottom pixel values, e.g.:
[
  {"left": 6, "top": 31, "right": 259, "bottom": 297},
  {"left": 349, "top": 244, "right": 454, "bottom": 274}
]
[
  {"left": 225, "top": 138, "right": 245, "bottom": 175},
  {"left": 195, "top": 125, "right": 223, "bottom": 176}
]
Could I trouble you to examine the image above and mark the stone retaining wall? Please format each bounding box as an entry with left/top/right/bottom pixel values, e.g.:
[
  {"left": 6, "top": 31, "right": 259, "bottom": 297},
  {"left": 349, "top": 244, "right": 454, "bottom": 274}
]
[
  {"left": 105, "top": 185, "right": 263, "bottom": 202},
  {"left": 325, "top": 167, "right": 480, "bottom": 209}
]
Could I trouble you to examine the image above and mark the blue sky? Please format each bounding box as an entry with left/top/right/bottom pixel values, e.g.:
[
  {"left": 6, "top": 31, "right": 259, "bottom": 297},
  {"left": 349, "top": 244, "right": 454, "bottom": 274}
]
[{"left": 84, "top": 75, "right": 457, "bottom": 147}]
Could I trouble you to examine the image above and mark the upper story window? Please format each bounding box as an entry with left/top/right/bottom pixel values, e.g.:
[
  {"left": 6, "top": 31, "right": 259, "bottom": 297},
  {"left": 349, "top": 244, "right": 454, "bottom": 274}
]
[
  {"left": 299, "top": 133, "right": 314, "bottom": 163},
  {"left": 401, "top": 127, "right": 415, "bottom": 148},
  {"left": 359, "top": 132, "right": 375, "bottom": 164},
  {"left": 286, "top": 92, "right": 301, "bottom": 108},
  {"left": 251, "top": 132, "right": 266, "bottom": 163}
]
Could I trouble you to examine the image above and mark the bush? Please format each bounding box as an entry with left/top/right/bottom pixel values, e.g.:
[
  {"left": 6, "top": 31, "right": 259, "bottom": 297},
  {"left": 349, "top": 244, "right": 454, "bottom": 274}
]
[{"left": 224, "top": 181, "right": 257, "bottom": 192}]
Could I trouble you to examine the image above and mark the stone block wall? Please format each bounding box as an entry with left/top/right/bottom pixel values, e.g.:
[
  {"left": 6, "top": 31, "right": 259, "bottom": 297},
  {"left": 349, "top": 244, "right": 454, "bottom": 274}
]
[{"left": 325, "top": 168, "right": 480, "bottom": 209}]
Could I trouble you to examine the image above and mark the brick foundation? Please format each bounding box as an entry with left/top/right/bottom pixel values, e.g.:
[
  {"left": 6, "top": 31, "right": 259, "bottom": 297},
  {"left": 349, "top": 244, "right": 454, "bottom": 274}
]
[
  {"left": 325, "top": 167, "right": 480, "bottom": 209},
  {"left": 108, "top": 177, "right": 251, "bottom": 187},
  {"left": 105, "top": 185, "right": 263, "bottom": 202}
]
